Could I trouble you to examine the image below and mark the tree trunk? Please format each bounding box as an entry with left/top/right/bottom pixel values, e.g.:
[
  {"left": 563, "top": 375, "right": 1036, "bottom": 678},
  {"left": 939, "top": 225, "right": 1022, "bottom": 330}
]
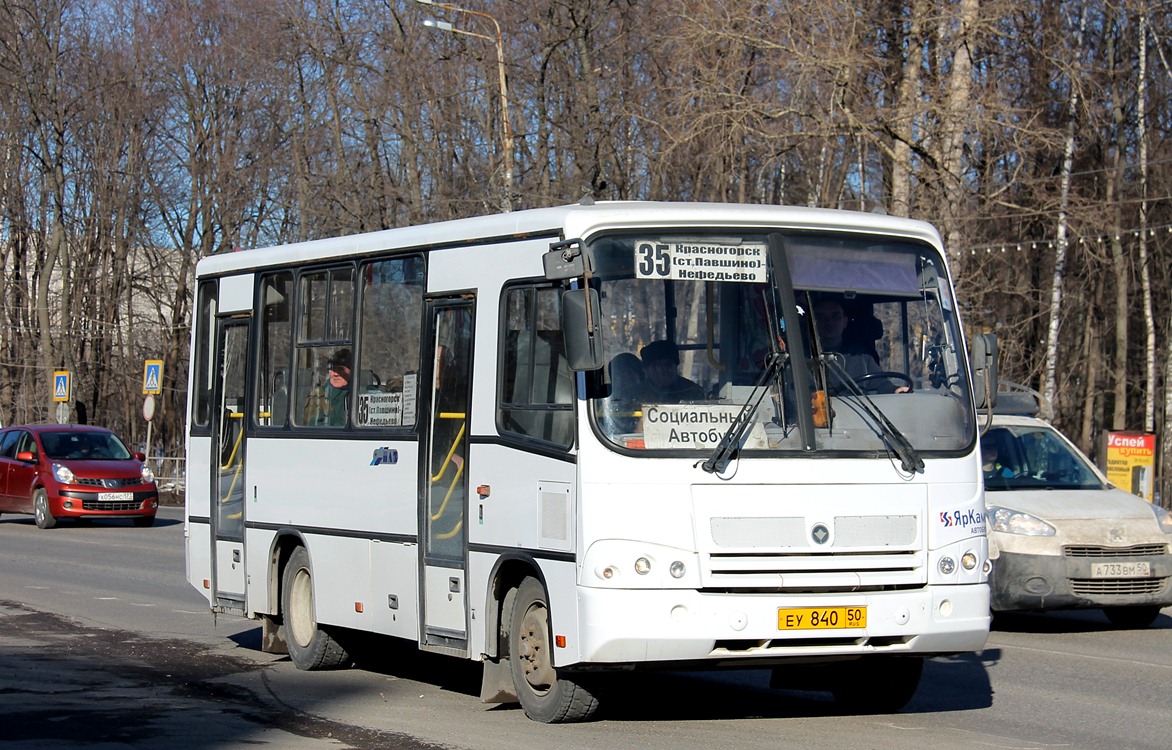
[{"left": 1042, "top": 8, "right": 1086, "bottom": 415}]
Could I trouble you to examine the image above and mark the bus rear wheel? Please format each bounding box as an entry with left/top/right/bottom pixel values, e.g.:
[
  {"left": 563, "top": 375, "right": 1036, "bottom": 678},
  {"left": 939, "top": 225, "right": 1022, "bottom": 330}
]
[
  {"left": 508, "top": 577, "right": 600, "bottom": 723},
  {"left": 281, "top": 546, "right": 352, "bottom": 671}
]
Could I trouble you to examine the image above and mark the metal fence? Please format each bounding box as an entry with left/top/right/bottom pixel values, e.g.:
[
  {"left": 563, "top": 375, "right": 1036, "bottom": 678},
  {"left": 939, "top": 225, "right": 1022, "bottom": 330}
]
[{"left": 148, "top": 455, "right": 185, "bottom": 499}]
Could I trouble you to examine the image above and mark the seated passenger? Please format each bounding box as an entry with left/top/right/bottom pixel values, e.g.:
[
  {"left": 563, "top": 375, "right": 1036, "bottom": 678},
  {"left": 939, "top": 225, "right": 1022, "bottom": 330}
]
[
  {"left": 600, "top": 352, "right": 646, "bottom": 434},
  {"left": 325, "top": 348, "right": 352, "bottom": 426},
  {"left": 640, "top": 340, "right": 704, "bottom": 403}
]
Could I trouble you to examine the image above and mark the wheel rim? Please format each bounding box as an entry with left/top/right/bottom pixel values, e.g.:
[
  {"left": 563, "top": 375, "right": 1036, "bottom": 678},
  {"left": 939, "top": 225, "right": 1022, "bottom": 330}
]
[
  {"left": 35, "top": 496, "right": 46, "bottom": 523},
  {"left": 287, "top": 567, "right": 315, "bottom": 647},
  {"left": 517, "top": 601, "right": 556, "bottom": 693}
]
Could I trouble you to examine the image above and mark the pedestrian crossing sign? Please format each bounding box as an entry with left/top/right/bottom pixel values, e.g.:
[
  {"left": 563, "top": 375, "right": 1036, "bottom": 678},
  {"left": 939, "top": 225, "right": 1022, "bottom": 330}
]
[
  {"left": 143, "top": 360, "right": 163, "bottom": 395},
  {"left": 53, "top": 371, "right": 71, "bottom": 402}
]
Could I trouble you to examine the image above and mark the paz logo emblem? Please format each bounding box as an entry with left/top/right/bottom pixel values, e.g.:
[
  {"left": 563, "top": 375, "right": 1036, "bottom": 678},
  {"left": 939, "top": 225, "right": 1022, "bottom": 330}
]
[{"left": 810, "top": 523, "right": 830, "bottom": 545}]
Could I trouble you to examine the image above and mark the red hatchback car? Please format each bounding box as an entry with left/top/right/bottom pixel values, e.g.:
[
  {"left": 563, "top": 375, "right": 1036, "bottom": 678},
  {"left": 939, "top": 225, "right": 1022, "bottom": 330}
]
[{"left": 0, "top": 424, "right": 159, "bottom": 529}]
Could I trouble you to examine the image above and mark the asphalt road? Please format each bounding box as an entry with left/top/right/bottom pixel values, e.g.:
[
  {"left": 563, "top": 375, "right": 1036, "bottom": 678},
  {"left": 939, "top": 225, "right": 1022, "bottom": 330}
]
[{"left": 1, "top": 506, "right": 1170, "bottom": 749}]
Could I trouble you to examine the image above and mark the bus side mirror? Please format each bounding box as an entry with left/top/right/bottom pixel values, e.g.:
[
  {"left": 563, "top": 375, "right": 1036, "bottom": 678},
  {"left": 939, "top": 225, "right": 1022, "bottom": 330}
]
[
  {"left": 562, "top": 289, "right": 604, "bottom": 371},
  {"left": 970, "top": 333, "right": 998, "bottom": 410}
]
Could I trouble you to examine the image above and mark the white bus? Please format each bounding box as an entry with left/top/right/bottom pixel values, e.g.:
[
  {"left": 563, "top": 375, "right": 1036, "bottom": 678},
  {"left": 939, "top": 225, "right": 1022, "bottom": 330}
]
[{"left": 185, "top": 201, "right": 990, "bottom": 722}]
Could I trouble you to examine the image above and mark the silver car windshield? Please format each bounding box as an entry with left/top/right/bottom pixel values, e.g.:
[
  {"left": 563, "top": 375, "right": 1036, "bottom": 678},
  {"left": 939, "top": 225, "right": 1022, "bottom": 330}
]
[{"left": 982, "top": 424, "right": 1105, "bottom": 491}]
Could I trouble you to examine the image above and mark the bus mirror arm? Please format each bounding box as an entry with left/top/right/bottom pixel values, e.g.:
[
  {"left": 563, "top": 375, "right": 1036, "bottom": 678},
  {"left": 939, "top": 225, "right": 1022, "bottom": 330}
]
[{"left": 543, "top": 238, "right": 586, "bottom": 280}]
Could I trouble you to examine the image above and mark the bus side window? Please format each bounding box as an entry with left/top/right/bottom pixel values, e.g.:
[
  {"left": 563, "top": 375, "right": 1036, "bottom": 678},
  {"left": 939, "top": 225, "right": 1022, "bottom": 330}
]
[
  {"left": 257, "top": 271, "right": 293, "bottom": 428},
  {"left": 192, "top": 281, "right": 218, "bottom": 429},
  {"left": 355, "top": 256, "right": 424, "bottom": 428},
  {"left": 499, "top": 284, "right": 574, "bottom": 447}
]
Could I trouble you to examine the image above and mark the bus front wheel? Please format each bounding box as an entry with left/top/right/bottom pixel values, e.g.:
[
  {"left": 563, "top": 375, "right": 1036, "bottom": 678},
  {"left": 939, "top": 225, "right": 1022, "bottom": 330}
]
[
  {"left": 281, "top": 546, "right": 352, "bottom": 671},
  {"left": 508, "top": 577, "right": 600, "bottom": 723}
]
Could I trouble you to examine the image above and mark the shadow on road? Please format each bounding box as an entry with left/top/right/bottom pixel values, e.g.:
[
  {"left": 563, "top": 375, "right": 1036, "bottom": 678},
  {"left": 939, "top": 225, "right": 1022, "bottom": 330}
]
[
  {"left": 992, "top": 609, "right": 1171, "bottom": 634},
  {"left": 337, "top": 629, "right": 993, "bottom": 722}
]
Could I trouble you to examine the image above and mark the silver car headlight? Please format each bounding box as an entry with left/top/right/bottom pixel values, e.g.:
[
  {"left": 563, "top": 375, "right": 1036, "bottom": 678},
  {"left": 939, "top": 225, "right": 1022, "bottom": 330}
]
[
  {"left": 986, "top": 506, "right": 1056, "bottom": 536},
  {"left": 1152, "top": 504, "right": 1172, "bottom": 534},
  {"left": 141, "top": 464, "right": 156, "bottom": 484}
]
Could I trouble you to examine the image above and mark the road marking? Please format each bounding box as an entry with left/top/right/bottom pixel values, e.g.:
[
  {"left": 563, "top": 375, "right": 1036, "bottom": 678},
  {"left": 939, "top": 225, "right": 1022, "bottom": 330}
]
[{"left": 992, "top": 639, "right": 1172, "bottom": 671}]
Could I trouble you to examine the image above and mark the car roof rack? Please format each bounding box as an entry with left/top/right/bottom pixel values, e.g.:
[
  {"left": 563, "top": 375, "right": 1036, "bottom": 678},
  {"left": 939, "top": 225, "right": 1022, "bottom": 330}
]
[{"left": 977, "top": 380, "right": 1052, "bottom": 420}]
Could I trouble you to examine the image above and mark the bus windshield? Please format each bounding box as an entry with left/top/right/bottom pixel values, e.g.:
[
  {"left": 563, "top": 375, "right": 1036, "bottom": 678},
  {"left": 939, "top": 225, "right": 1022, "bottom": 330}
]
[{"left": 587, "top": 230, "right": 975, "bottom": 457}]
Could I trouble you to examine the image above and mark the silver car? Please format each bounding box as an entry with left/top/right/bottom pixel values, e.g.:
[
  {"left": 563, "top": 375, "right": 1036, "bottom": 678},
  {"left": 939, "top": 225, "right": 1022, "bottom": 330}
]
[{"left": 983, "top": 414, "right": 1172, "bottom": 627}]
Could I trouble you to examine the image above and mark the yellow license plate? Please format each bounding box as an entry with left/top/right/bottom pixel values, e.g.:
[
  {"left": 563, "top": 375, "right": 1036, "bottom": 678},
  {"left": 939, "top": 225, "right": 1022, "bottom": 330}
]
[{"left": 777, "top": 606, "right": 867, "bottom": 630}]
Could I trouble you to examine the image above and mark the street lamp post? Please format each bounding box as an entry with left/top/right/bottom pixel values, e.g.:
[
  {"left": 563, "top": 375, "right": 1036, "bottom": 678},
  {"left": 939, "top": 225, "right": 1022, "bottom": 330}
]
[{"left": 415, "top": 0, "right": 515, "bottom": 211}]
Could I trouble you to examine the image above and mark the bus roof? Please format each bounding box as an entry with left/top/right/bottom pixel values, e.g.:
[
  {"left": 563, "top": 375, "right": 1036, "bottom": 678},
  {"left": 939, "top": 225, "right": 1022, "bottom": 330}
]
[{"left": 195, "top": 200, "right": 945, "bottom": 278}]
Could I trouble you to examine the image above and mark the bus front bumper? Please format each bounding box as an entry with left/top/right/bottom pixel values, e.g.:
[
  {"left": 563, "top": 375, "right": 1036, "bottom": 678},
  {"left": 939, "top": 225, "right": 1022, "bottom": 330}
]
[{"left": 568, "top": 584, "right": 989, "bottom": 666}]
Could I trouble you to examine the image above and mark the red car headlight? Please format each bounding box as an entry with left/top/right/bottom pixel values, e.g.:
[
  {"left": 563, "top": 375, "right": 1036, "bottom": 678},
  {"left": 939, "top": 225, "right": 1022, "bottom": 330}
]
[{"left": 52, "top": 462, "right": 75, "bottom": 484}]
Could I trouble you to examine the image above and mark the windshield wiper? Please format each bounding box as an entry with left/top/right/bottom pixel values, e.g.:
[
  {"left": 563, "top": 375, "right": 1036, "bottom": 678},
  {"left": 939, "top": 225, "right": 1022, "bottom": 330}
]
[
  {"left": 820, "top": 355, "right": 924, "bottom": 474},
  {"left": 701, "top": 352, "right": 785, "bottom": 474}
]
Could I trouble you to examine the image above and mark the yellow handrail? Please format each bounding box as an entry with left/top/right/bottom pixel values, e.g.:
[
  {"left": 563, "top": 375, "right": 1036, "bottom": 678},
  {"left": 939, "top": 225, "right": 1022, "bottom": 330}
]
[
  {"left": 430, "top": 413, "right": 466, "bottom": 539},
  {"left": 219, "top": 412, "right": 245, "bottom": 519},
  {"left": 429, "top": 413, "right": 466, "bottom": 483}
]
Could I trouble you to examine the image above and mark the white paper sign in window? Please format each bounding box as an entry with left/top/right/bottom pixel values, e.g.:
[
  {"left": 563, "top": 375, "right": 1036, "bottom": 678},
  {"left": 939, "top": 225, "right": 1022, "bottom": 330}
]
[{"left": 633, "top": 240, "right": 768, "bottom": 283}]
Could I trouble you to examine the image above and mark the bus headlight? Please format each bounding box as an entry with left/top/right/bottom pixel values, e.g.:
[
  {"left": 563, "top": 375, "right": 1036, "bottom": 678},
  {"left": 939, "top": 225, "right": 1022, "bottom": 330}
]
[
  {"left": 597, "top": 565, "right": 619, "bottom": 580},
  {"left": 961, "top": 551, "right": 978, "bottom": 570},
  {"left": 583, "top": 541, "right": 699, "bottom": 587},
  {"left": 938, "top": 556, "right": 956, "bottom": 575}
]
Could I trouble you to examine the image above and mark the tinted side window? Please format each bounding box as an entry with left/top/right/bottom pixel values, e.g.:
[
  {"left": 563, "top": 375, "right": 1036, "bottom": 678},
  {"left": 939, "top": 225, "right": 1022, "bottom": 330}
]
[
  {"left": 0, "top": 431, "right": 20, "bottom": 458},
  {"left": 499, "top": 285, "right": 574, "bottom": 448}
]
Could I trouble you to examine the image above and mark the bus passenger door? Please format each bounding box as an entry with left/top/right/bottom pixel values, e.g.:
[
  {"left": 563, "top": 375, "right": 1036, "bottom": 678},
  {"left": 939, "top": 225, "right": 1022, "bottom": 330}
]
[
  {"left": 211, "top": 318, "right": 249, "bottom": 612},
  {"left": 420, "top": 298, "right": 473, "bottom": 651}
]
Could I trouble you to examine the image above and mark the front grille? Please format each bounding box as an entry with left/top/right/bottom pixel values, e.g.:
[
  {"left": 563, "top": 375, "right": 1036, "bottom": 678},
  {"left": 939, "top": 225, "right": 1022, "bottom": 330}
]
[
  {"left": 75, "top": 477, "right": 143, "bottom": 489},
  {"left": 1065, "top": 544, "right": 1168, "bottom": 557},
  {"left": 705, "top": 514, "right": 924, "bottom": 592},
  {"left": 82, "top": 498, "right": 143, "bottom": 511},
  {"left": 1069, "top": 577, "right": 1169, "bottom": 596}
]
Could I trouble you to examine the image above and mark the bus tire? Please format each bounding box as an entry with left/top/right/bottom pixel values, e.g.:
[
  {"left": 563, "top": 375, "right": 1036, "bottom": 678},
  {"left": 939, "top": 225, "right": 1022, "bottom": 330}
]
[
  {"left": 830, "top": 655, "right": 923, "bottom": 713},
  {"left": 281, "top": 546, "right": 352, "bottom": 671},
  {"left": 508, "top": 577, "right": 600, "bottom": 723}
]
